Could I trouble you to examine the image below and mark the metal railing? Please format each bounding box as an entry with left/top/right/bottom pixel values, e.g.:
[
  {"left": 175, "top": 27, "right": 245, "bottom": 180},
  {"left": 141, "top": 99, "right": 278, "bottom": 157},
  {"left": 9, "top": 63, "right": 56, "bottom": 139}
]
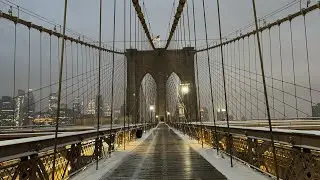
[
  {"left": 0, "top": 123, "right": 155, "bottom": 180},
  {"left": 171, "top": 122, "right": 320, "bottom": 180}
]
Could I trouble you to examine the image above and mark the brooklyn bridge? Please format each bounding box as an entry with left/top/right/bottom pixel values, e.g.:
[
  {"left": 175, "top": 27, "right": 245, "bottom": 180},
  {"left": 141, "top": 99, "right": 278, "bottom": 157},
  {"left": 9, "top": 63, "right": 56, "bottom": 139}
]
[{"left": 0, "top": 0, "right": 320, "bottom": 179}]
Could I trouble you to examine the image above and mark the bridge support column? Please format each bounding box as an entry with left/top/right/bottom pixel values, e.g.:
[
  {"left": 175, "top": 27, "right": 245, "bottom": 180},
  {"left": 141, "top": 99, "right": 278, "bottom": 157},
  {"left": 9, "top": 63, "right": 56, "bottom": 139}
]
[
  {"left": 179, "top": 47, "right": 198, "bottom": 122},
  {"left": 125, "top": 47, "right": 198, "bottom": 124},
  {"left": 125, "top": 49, "right": 139, "bottom": 124},
  {"left": 156, "top": 73, "right": 167, "bottom": 122}
]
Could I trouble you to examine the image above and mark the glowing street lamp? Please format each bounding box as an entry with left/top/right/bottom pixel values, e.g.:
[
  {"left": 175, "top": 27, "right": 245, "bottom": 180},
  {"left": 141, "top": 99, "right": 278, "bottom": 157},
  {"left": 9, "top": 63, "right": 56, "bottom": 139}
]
[
  {"left": 149, "top": 105, "right": 155, "bottom": 123},
  {"left": 180, "top": 83, "right": 190, "bottom": 94},
  {"left": 180, "top": 83, "right": 190, "bottom": 121}
]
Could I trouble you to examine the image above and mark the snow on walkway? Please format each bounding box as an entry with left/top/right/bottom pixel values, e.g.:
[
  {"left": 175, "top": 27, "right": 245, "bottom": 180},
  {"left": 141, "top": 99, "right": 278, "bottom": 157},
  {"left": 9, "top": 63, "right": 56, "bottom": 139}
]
[
  {"left": 171, "top": 126, "right": 272, "bottom": 180},
  {"left": 70, "top": 125, "right": 158, "bottom": 180}
]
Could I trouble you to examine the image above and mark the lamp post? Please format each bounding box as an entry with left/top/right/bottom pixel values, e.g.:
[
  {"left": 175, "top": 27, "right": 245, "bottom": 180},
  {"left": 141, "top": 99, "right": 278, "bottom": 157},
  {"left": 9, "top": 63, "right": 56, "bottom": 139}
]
[
  {"left": 180, "top": 83, "right": 190, "bottom": 122},
  {"left": 149, "top": 105, "right": 155, "bottom": 124},
  {"left": 167, "top": 111, "right": 170, "bottom": 122}
]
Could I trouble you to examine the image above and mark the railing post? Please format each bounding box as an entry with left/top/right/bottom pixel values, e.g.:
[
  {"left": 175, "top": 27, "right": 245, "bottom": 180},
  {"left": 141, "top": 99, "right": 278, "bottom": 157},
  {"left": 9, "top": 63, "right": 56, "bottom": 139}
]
[
  {"left": 12, "top": 154, "right": 48, "bottom": 180},
  {"left": 246, "top": 137, "right": 254, "bottom": 165},
  {"left": 94, "top": 137, "right": 103, "bottom": 161}
]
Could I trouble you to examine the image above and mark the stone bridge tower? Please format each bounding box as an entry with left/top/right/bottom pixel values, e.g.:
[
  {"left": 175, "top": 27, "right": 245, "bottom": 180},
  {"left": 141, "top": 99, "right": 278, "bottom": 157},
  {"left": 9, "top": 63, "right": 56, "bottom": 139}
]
[{"left": 125, "top": 47, "right": 198, "bottom": 123}]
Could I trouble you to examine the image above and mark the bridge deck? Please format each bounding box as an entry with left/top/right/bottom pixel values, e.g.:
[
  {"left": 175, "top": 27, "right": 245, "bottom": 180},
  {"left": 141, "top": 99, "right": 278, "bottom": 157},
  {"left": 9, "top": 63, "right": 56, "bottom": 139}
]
[{"left": 102, "top": 123, "right": 226, "bottom": 180}]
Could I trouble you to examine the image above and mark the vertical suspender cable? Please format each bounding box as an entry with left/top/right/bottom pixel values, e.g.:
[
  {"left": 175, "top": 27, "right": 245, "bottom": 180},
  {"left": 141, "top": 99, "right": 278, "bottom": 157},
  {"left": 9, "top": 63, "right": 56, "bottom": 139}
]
[
  {"left": 216, "top": 0, "right": 233, "bottom": 167},
  {"left": 71, "top": 42, "right": 74, "bottom": 123},
  {"left": 135, "top": 12, "right": 137, "bottom": 49},
  {"left": 303, "top": 14, "right": 313, "bottom": 114},
  {"left": 13, "top": 22, "right": 16, "bottom": 124},
  {"left": 49, "top": 34, "right": 52, "bottom": 104},
  {"left": 248, "top": 38, "right": 253, "bottom": 119},
  {"left": 81, "top": 44, "right": 84, "bottom": 121},
  {"left": 77, "top": 39, "right": 79, "bottom": 108},
  {"left": 123, "top": 0, "right": 126, "bottom": 150},
  {"left": 85, "top": 46, "right": 89, "bottom": 119},
  {"left": 191, "top": 0, "right": 201, "bottom": 135},
  {"left": 110, "top": 0, "right": 117, "bottom": 155},
  {"left": 268, "top": 28, "right": 275, "bottom": 118},
  {"left": 52, "top": 0, "right": 68, "bottom": 179},
  {"left": 251, "top": 0, "right": 279, "bottom": 179},
  {"left": 40, "top": 32, "right": 43, "bottom": 117},
  {"left": 238, "top": 40, "right": 241, "bottom": 119},
  {"left": 182, "top": 11, "right": 186, "bottom": 47},
  {"left": 186, "top": 2, "right": 191, "bottom": 46},
  {"left": 201, "top": 0, "right": 216, "bottom": 149},
  {"left": 65, "top": 42, "right": 68, "bottom": 119},
  {"left": 289, "top": 20, "right": 298, "bottom": 117},
  {"left": 27, "top": 27, "right": 31, "bottom": 125},
  {"left": 130, "top": 0, "right": 132, "bottom": 48},
  {"left": 96, "top": 0, "right": 102, "bottom": 170},
  {"left": 278, "top": 25, "right": 285, "bottom": 118},
  {"left": 243, "top": 38, "right": 247, "bottom": 118},
  {"left": 253, "top": 38, "right": 258, "bottom": 118}
]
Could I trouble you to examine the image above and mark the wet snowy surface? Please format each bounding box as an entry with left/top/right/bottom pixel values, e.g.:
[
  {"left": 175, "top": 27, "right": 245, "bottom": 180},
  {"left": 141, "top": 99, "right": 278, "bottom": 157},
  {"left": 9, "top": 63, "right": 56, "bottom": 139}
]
[
  {"left": 172, "top": 126, "right": 272, "bottom": 180},
  {"left": 73, "top": 122, "right": 271, "bottom": 180}
]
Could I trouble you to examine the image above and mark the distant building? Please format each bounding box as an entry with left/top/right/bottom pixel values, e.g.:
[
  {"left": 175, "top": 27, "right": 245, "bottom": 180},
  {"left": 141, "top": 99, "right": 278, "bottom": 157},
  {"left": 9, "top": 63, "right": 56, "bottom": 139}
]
[
  {"left": 104, "top": 105, "right": 111, "bottom": 117},
  {"left": 49, "top": 93, "right": 58, "bottom": 117},
  {"left": 114, "top": 109, "right": 121, "bottom": 119},
  {"left": 217, "top": 108, "right": 226, "bottom": 121},
  {"left": 86, "top": 99, "right": 95, "bottom": 115},
  {"left": 1, "top": 96, "right": 15, "bottom": 126},
  {"left": 312, "top": 103, "right": 320, "bottom": 117},
  {"left": 14, "top": 89, "right": 26, "bottom": 126},
  {"left": 24, "top": 89, "right": 35, "bottom": 125},
  {"left": 217, "top": 108, "right": 234, "bottom": 121},
  {"left": 200, "top": 107, "right": 209, "bottom": 121},
  {"left": 95, "top": 95, "right": 103, "bottom": 116},
  {"left": 58, "top": 103, "right": 68, "bottom": 122},
  {"left": 72, "top": 98, "right": 81, "bottom": 120}
]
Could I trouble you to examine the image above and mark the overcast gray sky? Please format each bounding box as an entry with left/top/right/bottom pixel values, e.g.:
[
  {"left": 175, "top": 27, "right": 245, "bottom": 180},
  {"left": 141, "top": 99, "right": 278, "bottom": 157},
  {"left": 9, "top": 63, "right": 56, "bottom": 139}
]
[{"left": 1, "top": 0, "right": 319, "bottom": 119}]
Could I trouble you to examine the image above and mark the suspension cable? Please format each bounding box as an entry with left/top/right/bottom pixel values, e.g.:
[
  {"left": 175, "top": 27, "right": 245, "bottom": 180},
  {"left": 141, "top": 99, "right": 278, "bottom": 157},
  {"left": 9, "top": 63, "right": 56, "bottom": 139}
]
[
  {"left": 186, "top": 1, "right": 191, "bottom": 46},
  {"left": 12, "top": 22, "right": 16, "bottom": 124},
  {"left": 216, "top": 0, "right": 233, "bottom": 166},
  {"left": 52, "top": 0, "right": 68, "bottom": 179},
  {"left": 131, "top": 0, "right": 155, "bottom": 49},
  {"left": 164, "top": 0, "right": 186, "bottom": 50},
  {"left": 27, "top": 27, "right": 31, "bottom": 125},
  {"left": 96, "top": 0, "right": 102, "bottom": 170},
  {"left": 251, "top": 0, "right": 279, "bottom": 179},
  {"left": 191, "top": 0, "right": 201, "bottom": 129},
  {"left": 289, "top": 20, "right": 298, "bottom": 117},
  {"left": 278, "top": 25, "right": 286, "bottom": 119},
  {"left": 201, "top": 0, "right": 216, "bottom": 149},
  {"left": 303, "top": 14, "right": 313, "bottom": 114},
  {"left": 123, "top": 0, "right": 126, "bottom": 150},
  {"left": 110, "top": 0, "right": 117, "bottom": 155}
]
